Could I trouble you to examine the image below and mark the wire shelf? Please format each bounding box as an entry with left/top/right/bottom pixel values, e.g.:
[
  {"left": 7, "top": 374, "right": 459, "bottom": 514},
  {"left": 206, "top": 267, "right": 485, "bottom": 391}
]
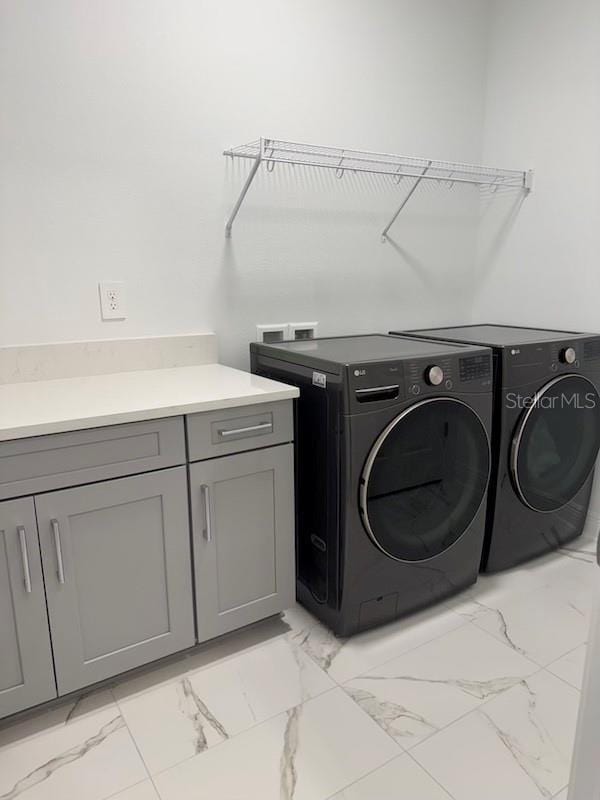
[{"left": 223, "top": 137, "right": 533, "bottom": 240}]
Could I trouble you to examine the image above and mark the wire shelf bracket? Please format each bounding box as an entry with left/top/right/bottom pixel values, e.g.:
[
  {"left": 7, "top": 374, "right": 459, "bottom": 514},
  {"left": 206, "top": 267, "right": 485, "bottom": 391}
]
[{"left": 223, "top": 137, "right": 534, "bottom": 241}]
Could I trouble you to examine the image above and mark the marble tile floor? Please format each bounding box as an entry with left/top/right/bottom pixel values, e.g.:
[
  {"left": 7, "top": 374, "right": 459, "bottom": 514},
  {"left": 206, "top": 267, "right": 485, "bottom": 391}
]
[{"left": 1, "top": 529, "right": 597, "bottom": 800}]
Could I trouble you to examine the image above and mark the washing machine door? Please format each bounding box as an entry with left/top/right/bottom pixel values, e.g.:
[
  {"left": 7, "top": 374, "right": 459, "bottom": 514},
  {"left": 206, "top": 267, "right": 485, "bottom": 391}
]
[
  {"left": 511, "top": 374, "right": 600, "bottom": 512},
  {"left": 360, "top": 397, "right": 490, "bottom": 562}
]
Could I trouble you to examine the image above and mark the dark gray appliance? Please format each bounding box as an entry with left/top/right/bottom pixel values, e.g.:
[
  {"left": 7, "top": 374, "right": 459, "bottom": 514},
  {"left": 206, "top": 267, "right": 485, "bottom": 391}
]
[
  {"left": 390, "top": 324, "right": 600, "bottom": 572},
  {"left": 250, "top": 335, "right": 493, "bottom": 636}
]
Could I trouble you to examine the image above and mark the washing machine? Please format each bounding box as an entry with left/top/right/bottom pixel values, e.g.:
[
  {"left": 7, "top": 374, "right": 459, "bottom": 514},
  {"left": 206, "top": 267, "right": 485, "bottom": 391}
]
[
  {"left": 390, "top": 324, "right": 600, "bottom": 572},
  {"left": 250, "top": 334, "right": 493, "bottom": 636}
]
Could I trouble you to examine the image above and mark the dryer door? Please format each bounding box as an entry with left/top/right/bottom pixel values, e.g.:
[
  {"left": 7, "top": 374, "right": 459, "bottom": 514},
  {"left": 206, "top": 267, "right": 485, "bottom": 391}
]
[
  {"left": 511, "top": 374, "right": 600, "bottom": 512},
  {"left": 360, "top": 398, "right": 490, "bottom": 562}
]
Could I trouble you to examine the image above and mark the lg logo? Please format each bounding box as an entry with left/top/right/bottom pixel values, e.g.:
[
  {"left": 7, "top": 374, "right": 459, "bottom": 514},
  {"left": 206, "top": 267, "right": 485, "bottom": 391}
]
[{"left": 354, "top": 369, "right": 366, "bottom": 377}]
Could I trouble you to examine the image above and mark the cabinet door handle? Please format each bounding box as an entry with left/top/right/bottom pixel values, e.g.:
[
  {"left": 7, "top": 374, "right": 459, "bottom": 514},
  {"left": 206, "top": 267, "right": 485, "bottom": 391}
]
[
  {"left": 17, "top": 527, "right": 32, "bottom": 594},
  {"left": 218, "top": 422, "right": 272, "bottom": 438},
  {"left": 51, "top": 519, "right": 66, "bottom": 585},
  {"left": 200, "top": 484, "right": 212, "bottom": 542}
]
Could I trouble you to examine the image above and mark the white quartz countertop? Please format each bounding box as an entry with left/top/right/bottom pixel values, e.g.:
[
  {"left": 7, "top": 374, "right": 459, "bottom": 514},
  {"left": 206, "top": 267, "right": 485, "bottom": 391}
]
[{"left": 0, "top": 364, "right": 299, "bottom": 442}]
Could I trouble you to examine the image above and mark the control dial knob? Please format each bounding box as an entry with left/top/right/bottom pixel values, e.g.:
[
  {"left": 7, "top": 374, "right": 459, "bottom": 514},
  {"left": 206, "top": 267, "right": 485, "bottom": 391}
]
[
  {"left": 425, "top": 365, "right": 444, "bottom": 386},
  {"left": 560, "top": 347, "right": 576, "bottom": 365}
]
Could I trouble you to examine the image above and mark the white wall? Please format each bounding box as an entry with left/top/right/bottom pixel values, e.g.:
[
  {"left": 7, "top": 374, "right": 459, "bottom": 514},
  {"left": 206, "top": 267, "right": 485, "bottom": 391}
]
[
  {"left": 0, "top": 0, "right": 491, "bottom": 366},
  {"left": 475, "top": 0, "right": 600, "bottom": 522},
  {"left": 474, "top": 0, "right": 600, "bottom": 331}
]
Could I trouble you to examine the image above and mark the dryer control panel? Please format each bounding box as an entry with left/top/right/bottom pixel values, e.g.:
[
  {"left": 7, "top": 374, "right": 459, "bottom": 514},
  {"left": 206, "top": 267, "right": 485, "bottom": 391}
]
[{"left": 502, "top": 339, "right": 593, "bottom": 387}]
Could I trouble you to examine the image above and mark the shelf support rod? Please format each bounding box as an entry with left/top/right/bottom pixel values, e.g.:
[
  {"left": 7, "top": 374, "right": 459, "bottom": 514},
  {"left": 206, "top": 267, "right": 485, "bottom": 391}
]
[
  {"left": 381, "top": 161, "right": 432, "bottom": 242},
  {"left": 225, "top": 138, "right": 263, "bottom": 238}
]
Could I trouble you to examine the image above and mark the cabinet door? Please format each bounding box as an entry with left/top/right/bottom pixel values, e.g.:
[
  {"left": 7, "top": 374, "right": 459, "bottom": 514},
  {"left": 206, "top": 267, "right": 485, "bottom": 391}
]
[
  {"left": 190, "top": 444, "right": 295, "bottom": 642},
  {"left": 0, "top": 498, "right": 56, "bottom": 718},
  {"left": 36, "top": 467, "right": 195, "bottom": 695}
]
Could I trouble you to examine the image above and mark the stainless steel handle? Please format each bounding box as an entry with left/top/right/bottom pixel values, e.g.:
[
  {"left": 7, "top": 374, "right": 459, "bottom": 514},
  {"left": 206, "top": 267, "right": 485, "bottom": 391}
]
[
  {"left": 355, "top": 385, "right": 400, "bottom": 395},
  {"left": 218, "top": 422, "right": 272, "bottom": 438},
  {"left": 17, "top": 527, "right": 32, "bottom": 594},
  {"left": 200, "top": 485, "right": 212, "bottom": 542},
  {"left": 51, "top": 519, "right": 65, "bottom": 584}
]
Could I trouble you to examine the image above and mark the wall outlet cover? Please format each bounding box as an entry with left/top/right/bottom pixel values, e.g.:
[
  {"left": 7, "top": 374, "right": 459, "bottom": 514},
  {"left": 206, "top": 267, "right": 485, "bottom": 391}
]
[
  {"left": 99, "top": 282, "right": 126, "bottom": 321},
  {"left": 256, "top": 323, "right": 288, "bottom": 343},
  {"left": 289, "top": 322, "right": 318, "bottom": 340}
]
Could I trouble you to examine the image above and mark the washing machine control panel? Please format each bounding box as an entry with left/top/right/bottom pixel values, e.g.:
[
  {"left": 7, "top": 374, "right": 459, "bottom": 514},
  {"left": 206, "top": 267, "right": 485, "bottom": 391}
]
[
  {"left": 405, "top": 357, "right": 456, "bottom": 396},
  {"left": 425, "top": 365, "right": 444, "bottom": 386},
  {"left": 560, "top": 346, "right": 577, "bottom": 364},
  {"left": 459, "top": 353, "right": 492, "bottom": 383},
  {"left": 350, "top": 360, "right": 405, "bottom": 406},
  {"left": 348, "top": 350, "right": 493, "bottom": 407}
]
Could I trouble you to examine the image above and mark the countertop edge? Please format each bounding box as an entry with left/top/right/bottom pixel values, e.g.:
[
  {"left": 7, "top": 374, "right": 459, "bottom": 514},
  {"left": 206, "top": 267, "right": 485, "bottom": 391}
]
[
  {"left": 0, "top": 387, "right": 299, "bottom": 442},
  {"left": 0, "top": 364, "right": 300, "bottom": 442}
]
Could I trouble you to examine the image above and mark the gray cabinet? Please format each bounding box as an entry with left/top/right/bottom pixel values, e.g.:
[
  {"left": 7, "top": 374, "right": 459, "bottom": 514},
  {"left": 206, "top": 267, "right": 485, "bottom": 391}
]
[
  {"left": 190, "top": 444, "right": 295, "bottom": 642},
  {"left": 0, "top": 417, "right": 185, "bottom": 501},
  {"left": 0, "top": 498, "right": 56, "bottom": 718},
  {"left": 0, "top": 404, "right": 295, "bottom": 720},
  {"left": 186, "top": 401, "right": 293, "bottom": 461},
  {"left": 35, "top": 467, "right": 195, "bottom": 695}
]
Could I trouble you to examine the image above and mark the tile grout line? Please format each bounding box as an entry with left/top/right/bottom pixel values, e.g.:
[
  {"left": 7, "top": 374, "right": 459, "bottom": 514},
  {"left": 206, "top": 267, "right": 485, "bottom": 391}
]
[
  {"left": 300, "top": 614, "right": 473, "bottom": 690},
  {"left": 0, "top": 686, "right": 118, "bottom": 755},
  {"left": 407, "top": 666, "right": 579, "bottom": 800},
  {"left": 338, "top": 649, "right": 551, "bottom": 760},
  {"left": 346, "top": 614, "right": 542, "bottom": 682},
  {"left": 315, "top": 657, "right": 414, "bottom": 761},
  {"left": 143, "top": 680, "right": 425, "bottom": 799},
  {"left": 469, "top": 598, "right": 590, "bottom": 672},
  {"left": 108, "top": 686, "right": 163, "bottom": 799},
  {"left": 321, "top": 752, "right": 404, "bottom": 800},
  {"left": 295, "top": 564, "right": 588, "bottom": 684},
  {"left": 4, "top": 556, "right": 588, "bottom": 799},
  {"left": 110, "top": 573, "right": 588, "bottom": 793},
  {"left": 101, "top": 777, "right": 158, "bottom": 800},
  {"left": 292, "top": 602, "right": 569, "bottom": 757},
  {"left": 319, "top": 749, "right": 459, "bottom": 800},
  {"left": 476, "top": 697, "right": 569, "bottom": 799},
  {"left": 289, "top": 616, "right": 492, "bottom": 754},
  {"left": 543, "top": 666, "right": 584, "bottom": 694},
  {"left": 110, "top": 613, "right": 305, "bottom": 706},
  {"left": 408, "top": 653, "right": 585, "bottom": 758},
  {"left": 395, "top": 663, "right": 547, "bottom": 757},
  {"left": 132, "top": 680, "right": 342, "bottom": 783},
  {"left": 405, "top": 749, "right": 458, "bottom": 800},
  {"left": 546, "top": 639, "right": 588, "bottom": 672},
  {"left": 464, "top": 616, "right": 548, "bottom": 667}
]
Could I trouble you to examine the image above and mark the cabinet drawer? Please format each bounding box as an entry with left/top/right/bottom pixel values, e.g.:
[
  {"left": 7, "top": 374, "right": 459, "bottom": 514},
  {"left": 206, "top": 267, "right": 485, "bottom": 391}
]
[
  {"left": 0, "top": 417, "right": 186, "bottom": 500},
  {"left": 186, "top": 401, "right": 293, "bottom": 461}
]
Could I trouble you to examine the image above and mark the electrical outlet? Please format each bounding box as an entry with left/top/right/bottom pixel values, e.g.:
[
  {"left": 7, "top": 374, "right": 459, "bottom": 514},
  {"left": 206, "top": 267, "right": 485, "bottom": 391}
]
[
  {"left": 99, "top": 282, "right": 126, "bottom": 320},
  {"left": 289, "top": 321, "right": 318, "bottom": 340},
  {"left": 256, "top": 324, "right": 288, "bottom": 343}
]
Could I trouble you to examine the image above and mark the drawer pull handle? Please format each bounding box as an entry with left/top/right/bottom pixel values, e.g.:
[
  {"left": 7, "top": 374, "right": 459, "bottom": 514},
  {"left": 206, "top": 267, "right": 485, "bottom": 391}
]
[
  {"left": 219, "top": 422, "right": 273, "bottom": 438},
  {"left": 17, "top": 527, "right": 32, "bottom": 594},
  {"left": 201, "top": 485, "right": 212, "bottom": 543},
  {"left": 51, "top": 519, "right": 66, "bottom": 585}
]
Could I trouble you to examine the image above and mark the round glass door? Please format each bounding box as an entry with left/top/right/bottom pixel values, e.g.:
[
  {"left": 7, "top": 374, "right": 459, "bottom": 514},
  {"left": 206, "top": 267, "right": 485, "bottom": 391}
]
[
  {"left": 511, "top": 374, "right": 600, "bottom": 512},
  {"left": 360, "top": 398, "right": 490, "bottom": 562}
]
